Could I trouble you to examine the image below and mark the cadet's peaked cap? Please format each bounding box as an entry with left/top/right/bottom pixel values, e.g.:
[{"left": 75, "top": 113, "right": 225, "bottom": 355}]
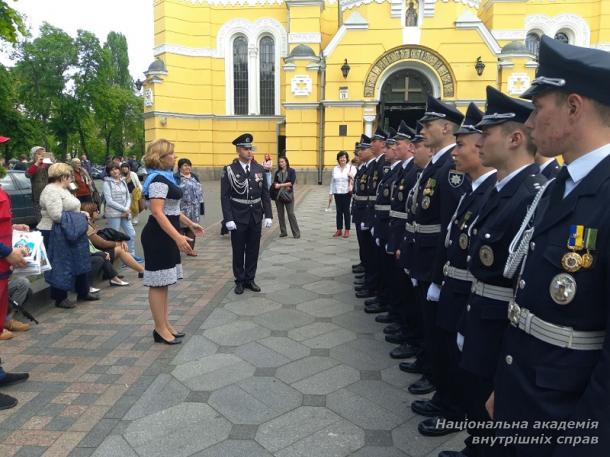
[
  {"left": 477, "top": 86, "right": 533, "bottom": 128},
  {"left": 419, "top": 96, "right": 464, "bottom": 125},
  {"left": 372, "top": 126, "right": 387, "bottom": 141},
  {"left": 357, "top": 134, "right": 372, "bottom": 149},
  {"left": 232, "top": 133, "right": 254, "bottom": 149},
  {"left": 455, "top": 102, "right": 483, "bottom": 136},
  {"left": 522, "top": 35, "right": 610, "bottom": 106},
  {"left": 412, "top": 123, "right": 424, "bottom": 143},
  {"left": 395, "top": 120, "right": 416, "bottom": 141},
  {"left": 385, "top": 127, "right": 397, "bottom": 145}
]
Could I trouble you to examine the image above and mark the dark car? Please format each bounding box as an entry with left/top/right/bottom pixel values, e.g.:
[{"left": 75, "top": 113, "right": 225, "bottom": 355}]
[{"left": 0, "top": 170, "right": 37, "bottom": 226}]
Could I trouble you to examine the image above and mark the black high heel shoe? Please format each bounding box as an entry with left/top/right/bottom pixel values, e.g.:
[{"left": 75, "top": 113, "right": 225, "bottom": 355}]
[
  {"left": 172, "top": 331, "right": 186, "bottom": 338},
  {"left": 153, "top": 329, "right": 181, "bottom": 345}
]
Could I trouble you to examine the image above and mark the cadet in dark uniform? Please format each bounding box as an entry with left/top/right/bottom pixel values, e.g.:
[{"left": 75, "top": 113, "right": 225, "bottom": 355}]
[
  {"left": 415, "top": 103, "right": 497, "bottom": 439},
  {"left": 220, "top": 134, "right": 273, "bottom": 295},
  {"left": 405, "top": 96, "right": 469, "bottom": 396},
  {"left": 453, "top": 87, "right": 545, "bottom": 456},
  {"left": 352, "top": 135, "right": 373, "bottom": 277},
  {"left": 491, "top": 36, "right": 610, "bottom": 457}
]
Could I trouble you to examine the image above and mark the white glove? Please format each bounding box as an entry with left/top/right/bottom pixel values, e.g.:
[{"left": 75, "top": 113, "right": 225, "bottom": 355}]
[
  {"left": 225, "top": 221, "right": 237, "bottom": 231},
  {"left": 426, "top": 283, "right": 441, "bottom": 302},
  {"left": 375, "top": 238, "right": 381, "bottom": 247},
  {"left": 371, "top": 227, "right": 375, "bottom": 237},
  {"left": 457, "top": 332, "right": 464, "bottom": 352},
  {"left": 263, "top": 218, "right": 273, "bottom": 228},
  {"left": 411, "top": 278, "right": 418, "bottom": 287},
  {"left": 403, "top": 268, "right": 410, "bottom": 275},
  {"left": 360, "top": 223, "right": 369, "bottom": 231}
]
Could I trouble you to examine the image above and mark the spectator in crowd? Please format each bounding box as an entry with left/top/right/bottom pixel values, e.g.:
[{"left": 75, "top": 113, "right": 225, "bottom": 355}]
[
  {"left": 26, "top": 146, "right": 52, "bottom": 222},
  {"left": 0, "top": 180, "right": 29, "bottom": 408},
  {"left": 120, "top": 162, "right": 143, "bottom": 225},
  {"left": 262, "top": 154, "right": 273, "bottom": 189},
  {"left": 141, "top": 139, "right": 204, "bottom": 345},
  {"left": 81, "top": 202, "right": 144, "bottom": 279},
  {"left": 103, "top": 163, "right": 143, "bottom": 262},
  {"left": 80, "top": 154, "right": 92, "bottom": 175},
  {"left": 272, "top": 156, "right": 300, "bottom": 238},
  {"left": 71, "top": 158, "right": 95, "bottom": 203},
  {"left": 12, "top": 155, "right": 28, "bottom": 171},
  {"left": 128, "top": 155, "right": 140, "bottom": 173},
  {"left": 329, "top": 151, "right": 356, "bottom": 238},
  {"left": 38, "top": 163, "right": 99, "bottom": 309},
  {"left": 1, "top": 276, "right": 34, "bottom": 340},
  {"left": 175, "top": 158, "right": 204, "bottom": 255}
]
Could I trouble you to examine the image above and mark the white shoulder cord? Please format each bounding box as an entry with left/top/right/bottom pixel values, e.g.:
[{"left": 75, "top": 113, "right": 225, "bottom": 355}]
[
  {"left": 226, "top": 166, "right": 249, "bottom": 197},
  {"left": 409, "top": 171, "right": 425, "bottom": 214},
  {"left": 503, "top": 179, "right": 554, "bottom": 279},
  {"left": 445, "top": 193, "right": 467, "bottom": 248}
]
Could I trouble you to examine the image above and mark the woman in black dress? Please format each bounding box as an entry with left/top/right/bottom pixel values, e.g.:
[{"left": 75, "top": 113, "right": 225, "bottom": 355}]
[{"left": 142, "top": 139, "right": 204, "bottom": 345}]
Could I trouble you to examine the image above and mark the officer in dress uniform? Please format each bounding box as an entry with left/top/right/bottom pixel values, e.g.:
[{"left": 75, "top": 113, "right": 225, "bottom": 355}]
[
  {"left": 491, "top": 36, "right": 610, "bottom": 457},
  {"left": 404, "top": 96, "right": 469, "bottom": 396},
  {"left": 451, "top": 87, "right": 546, "bottom": 456},
  {"left": 414, "top": 103, "right": 497, "bottom": 439},
  {"left": 535, "top": 153, "right": 561, "bottom": 179},
  {"left": 355, "top": 127, "right": 389, "bottom": 299},
  {"left": 352, "top": 135, "right": 373, "bottom": 277},
  {"left": 221, "top": 134, "right": 273, "bottom": 295}
]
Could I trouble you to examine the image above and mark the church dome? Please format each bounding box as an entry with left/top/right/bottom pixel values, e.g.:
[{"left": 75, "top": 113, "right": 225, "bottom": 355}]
[
  {"left": 289, "top": 44, "right": 316, "bottom": 58},
  {"left": 147, "top": 59, "right": 167, "bottom": 73},
  {"left": 501, "top": 41, "right": 531, "bottom": 55}
]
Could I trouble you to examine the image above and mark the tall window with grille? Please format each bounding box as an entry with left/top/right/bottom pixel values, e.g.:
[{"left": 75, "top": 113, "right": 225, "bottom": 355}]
[
  {"left": 526, "top": 32, "right": 541, "bottom": 57},
  {"left": 259, "top": 36, "right": 275, "bottom": 115},
  {"left": 233, "top": 36, "right": 249, "bottom": 115}
]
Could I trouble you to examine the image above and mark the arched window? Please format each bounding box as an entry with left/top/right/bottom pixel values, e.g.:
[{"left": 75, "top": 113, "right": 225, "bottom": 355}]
[
  {"left": 259, "top": 36, "right": 275, "bottom": 116},
  {"left": 526, "top": 32, "right": 541, "bottom": 56},
  {"left": 233, "top": 36, "right": 248, "bottom": 115},
  {"left": 554, "top": 31, "right": 570, "bottom": 44}
]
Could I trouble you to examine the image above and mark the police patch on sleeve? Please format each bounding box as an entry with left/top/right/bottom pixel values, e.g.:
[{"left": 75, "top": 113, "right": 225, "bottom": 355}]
[{"left": 448, "top": 170, "right": 465, "bottom": 188}]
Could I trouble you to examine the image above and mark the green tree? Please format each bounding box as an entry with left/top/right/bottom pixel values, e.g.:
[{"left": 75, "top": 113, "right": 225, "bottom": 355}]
[{"left": 0, "top": 0, "right": 25, "bottom": 43}]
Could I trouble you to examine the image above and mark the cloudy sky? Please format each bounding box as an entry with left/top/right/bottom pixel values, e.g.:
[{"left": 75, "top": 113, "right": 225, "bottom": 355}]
[{"left": 3, "top": 0, "right": 154, "bottom": 79}]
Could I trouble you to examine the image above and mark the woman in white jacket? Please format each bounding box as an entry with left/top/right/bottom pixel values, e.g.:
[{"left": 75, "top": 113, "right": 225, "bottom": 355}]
[
  {"left": 329, "top": 151, "right": 356, "bottom": 238},
  {"left": 103, "top": 163, "right": 143, "bottom": 262}
]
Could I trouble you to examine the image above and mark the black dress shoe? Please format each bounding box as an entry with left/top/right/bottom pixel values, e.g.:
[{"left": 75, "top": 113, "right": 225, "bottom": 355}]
[
  {"left": 244, "top": 281, "right": 261, "bottom": 292},
  {"left": 354, "top": 284, "right": 369, "bottom": 292},
  {"left": 352, "top": 265, "right": 365, "bottom": 273},
  {"left": 0, "top": 393, "right": 17, "bottom": 410},
  {"left": 383, "top": 323, "right": 402, "bottom": 334},
  {"left": 355, "top": 290, "right": 376, "bottom": 298},
  {"left": 385, "top": 330, "right": 411, "bottom": 344},
  {"left": 364, "top": 297, "right": 379, "bottom": 306},
  {"left": 389, "top": 343, "right": 419, "bottom": 359},
  {"left": 78, "top": 293, "right": 100, "bottom": 301},
  {"left": 438, "top": 451, "right": 468, "bottom": 457},
  {"left": 153, "top": 330, "right": 182, "bottom": 345},
  {"left": 353, "top": 280, "right": 365, "bottom": 286},
  {"left": 354, "top": 274, "right": 365, "bottom": 280},
  {"left": 418, "top": 416, "right": 461, "bottom": 437},
  {"left": 399, "top": 359, "right": 424, "bottom": 374},
  {"left": 411, "top": 399, "right": 446, "bottom": 417},
  {"left": 172, "top": 331, "right": 186, "bottom": 338},
  {"left": 375, "top": 313, "right": 396, "bottom": 324},
  {"left": 234, "top": 283, "right": 244, "bottom": 295},
  {"left": 352, "top": 262, "right": 362, "bottom": 269},
  {"left": 364, "top": 303, "right": 388, "bottom": 314},
  {"left": 0, "top": 371, "right": 29, "bottom": 388},
  {"left": 409, "top": 375, "right": 436, "bottom": 395}
]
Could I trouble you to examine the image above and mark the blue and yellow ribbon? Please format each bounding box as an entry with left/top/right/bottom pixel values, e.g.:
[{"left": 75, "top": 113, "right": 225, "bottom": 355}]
[{"left": 568, "top": 225, "right": 584, "bottom": 251}]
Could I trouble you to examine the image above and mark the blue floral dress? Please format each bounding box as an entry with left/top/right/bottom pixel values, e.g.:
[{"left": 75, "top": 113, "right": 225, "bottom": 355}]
[{"left": 177, "top": 173, "right": 204, "bottom": 227}]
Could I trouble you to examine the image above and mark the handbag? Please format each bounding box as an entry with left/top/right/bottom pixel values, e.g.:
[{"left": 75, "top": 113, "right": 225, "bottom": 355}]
[
  {"left": 97, "top": 227, "right": 131, "bottom": 242},
  {"left": 277, "top": 188, "right": 294, "bottom": 203}
]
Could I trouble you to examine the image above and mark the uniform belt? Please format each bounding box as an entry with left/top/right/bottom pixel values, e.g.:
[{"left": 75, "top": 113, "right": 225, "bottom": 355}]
[
  {"left": 508, "top": 302, "right": 605, "bottom": 351},
  {"left": 471, "top": 279, "right": 513, "bottom": 302},
  {"left": 374, "top": 204, "right": 391, "bottom": 211},
  {"left": 409, "top": 222, "right": 442, "bottom": 234},
  {"left": 389, "top": 210, "right": 408, "bottom": 220},
  {"left": 353, "top": 195, "right": 368, "bottom": 201},
  {"left": 230, "top": 197, "right": 261, "bottom": 204},
  {"left": 443, "top": 263, "right": 474, "bottom": 282},
  {"left": 405, "top": 222, "right": 414, "bottom": 233},
  {"left": 367, "top": 196, "right": 377, "bottom": 201}
]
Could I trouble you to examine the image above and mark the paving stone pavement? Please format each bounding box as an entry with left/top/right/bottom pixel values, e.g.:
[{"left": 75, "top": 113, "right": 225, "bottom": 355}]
[{"left": 0, "top": 185, "right": 465, "bottom": 457}]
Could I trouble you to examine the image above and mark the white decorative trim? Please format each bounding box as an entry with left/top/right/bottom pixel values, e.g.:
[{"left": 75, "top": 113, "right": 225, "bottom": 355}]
[
  {"left": 288, "top": 33, "right": 322, "bottom": 44},
  {"left": 322, "top": 12, "right": 368, "bottom": 58},
  {"left": 423, "top": 0, "right": 435, "bottom": 17},
  {"left": 403, "top": 27, "right": 421, "bottom": 45},
  {"left": 596, "top": 43, "right": 610, "bottom": 52},
  {"left": 180, "top": 0, "right": 283, "bottom": 4},
  {"left": 492, "top": 29, "right": 525, "bottom": 41},
  {"left": 143, "top": 110, "right": 284, "bottom": 120},
  {"left": 153, "top": 44, "right": 216, "bottom": 57},
  {"left": 291, "top": 75, "right": 313, "bottom": 96},
  {"left": 341, "top": 0, "right": 384, "bottom": 11},
  {"left": 374, "top": 60, "right": 441, "bottom": 100},
  {"left": 144, "top": 89, "right": 154, "bottom": 107},
  {"left": 217, "top": 18, "right": 288, "bottom": 57},
  {"left": 286, "top": 0, "right": 323, "bottom": 6},
  {"left": 455, "top": 10, "right": 501, "bottom": 55},
  {"left": 525, "top": 14, "right": 590, "bottom": 47},
  {"left": 507, "top": 72, "right": 530, "bottom": 96},
  {"left": 283, "top": 102, "right": 319, "bottom": 109}
]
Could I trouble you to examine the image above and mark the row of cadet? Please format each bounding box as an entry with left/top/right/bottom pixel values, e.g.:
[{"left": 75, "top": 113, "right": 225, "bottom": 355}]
[{"left": 350, "top": 35, "right": 610, "bottom": 457}]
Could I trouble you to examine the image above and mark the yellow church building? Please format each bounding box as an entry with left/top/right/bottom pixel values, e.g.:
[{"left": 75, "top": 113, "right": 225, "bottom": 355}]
[{"left": 144, "top": 0, "right": 610, "bottom": 179}]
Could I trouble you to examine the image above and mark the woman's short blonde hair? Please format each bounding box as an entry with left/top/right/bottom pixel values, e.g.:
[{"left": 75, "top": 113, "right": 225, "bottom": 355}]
[
  {"left": 48, "top": 163, "right": 73, "bottom": 179},
  {"left": 144, "top": 139, "right": 174, "bottom": 169}
]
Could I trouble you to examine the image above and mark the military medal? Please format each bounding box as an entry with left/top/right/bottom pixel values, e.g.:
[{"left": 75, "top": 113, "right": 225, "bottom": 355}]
[
  {"left": 561, "top": 225, "right": 584, "bottom": 272},
  {"left": 383, "top": 188, "right": 389, "bottom": 197},
  {"left": 397, "top": 191, "right": 403, "bottom": 201},
  {"left": 479, "top": 245, "right": 494, "bottom": 266},
  {"left": 423, "top": 178, "right": 436, "bottom": 197},
  {"left": 360, "top": 184, "right": 365, "bottom": 191},
  {"left": 459, "top": 233, "right": 469, "bottom": 250},
  {"left": 460, "top": 211, "right": 472, "bottom": 231},
  {"left": 422, "top": 196, "right": 431, "bottom": 209},
  {"left": 582, "top": 227, "right": 597, "bottom": 269},
  {"left": 549, "top": 273, "right": 577, "bottom": 305}
]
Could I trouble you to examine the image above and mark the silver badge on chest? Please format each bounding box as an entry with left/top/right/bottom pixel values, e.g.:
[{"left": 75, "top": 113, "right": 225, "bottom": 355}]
[{"left": 549, "top": 273, "right": 577, "bottom": 305}]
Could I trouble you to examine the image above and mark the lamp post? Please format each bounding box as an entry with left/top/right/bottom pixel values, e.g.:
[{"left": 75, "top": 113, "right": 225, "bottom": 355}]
[
  {"left": 341, "top": 59, "right": 351, "bottom": 79},
  {"left": 475, "top": 57, "right": 485, "bottom": 76},
  {"left": 134, "top": 79, "right": 144, "bottom": 91}
]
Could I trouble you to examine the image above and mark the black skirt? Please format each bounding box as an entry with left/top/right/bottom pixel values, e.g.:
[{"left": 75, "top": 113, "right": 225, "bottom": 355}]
[{"left": 141, "top": 214, "right": 182, "bottom": 287}]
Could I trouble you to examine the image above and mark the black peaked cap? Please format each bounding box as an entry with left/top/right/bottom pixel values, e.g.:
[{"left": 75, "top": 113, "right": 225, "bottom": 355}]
[{"left": 477, "top": 86, "right": 533, "bottom": 127}]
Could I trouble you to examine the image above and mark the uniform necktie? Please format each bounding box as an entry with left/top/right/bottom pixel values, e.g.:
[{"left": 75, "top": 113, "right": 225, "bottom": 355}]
[
  {"left": 245, "top": 164, "right": 250, "bottom": 177},
  {"left": 548, "top": 165, "right": 569, "bottom": 208}
]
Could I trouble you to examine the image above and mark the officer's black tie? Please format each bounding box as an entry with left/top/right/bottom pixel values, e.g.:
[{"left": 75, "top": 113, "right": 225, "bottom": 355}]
[
  {"left": 245, "top": 164, "right": 250, "bottom": 177},
  {"left": 548, "top": 165, "right": 569, "bottom": 207}
]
